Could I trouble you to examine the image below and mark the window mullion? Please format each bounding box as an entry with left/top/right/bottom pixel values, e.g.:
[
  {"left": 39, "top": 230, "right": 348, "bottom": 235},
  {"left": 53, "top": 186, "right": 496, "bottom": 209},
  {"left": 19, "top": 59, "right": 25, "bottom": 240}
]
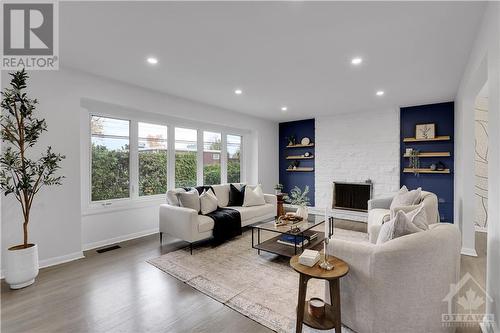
[
  {"left": 197, "top": 129, "right": 203, "bottom": 186},
  {"left": 221, "top": 133, "right": 228, "bottom": 184},
  {"left": 130, "top": 120, "right": 139, "bottom": 199},
  {"left": 167, "top": 125, "right": 175, "bottom": 190}
]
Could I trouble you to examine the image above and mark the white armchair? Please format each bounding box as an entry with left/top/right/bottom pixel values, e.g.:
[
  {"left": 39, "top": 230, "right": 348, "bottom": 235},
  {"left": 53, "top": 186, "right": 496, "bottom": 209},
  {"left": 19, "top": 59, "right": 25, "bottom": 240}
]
[
  {"left": 367, "top": 191, "right": 439, "bottom": 243},
  {"left": 326, "top": 223, "right": 461, "bottom": 333}
]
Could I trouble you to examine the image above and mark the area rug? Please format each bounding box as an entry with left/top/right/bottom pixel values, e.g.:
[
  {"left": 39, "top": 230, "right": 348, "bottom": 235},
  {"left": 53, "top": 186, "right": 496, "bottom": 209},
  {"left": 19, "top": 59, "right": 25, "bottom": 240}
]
[{"left": 148, "top": 227, "right": 367, "bottom": 333}]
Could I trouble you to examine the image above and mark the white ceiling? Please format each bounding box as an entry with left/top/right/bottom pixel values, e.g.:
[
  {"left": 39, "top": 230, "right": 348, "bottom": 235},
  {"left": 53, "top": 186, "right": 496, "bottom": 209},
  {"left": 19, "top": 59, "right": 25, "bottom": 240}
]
[{"left": 60, "top": 2, "right": 486, "bottom": 121}]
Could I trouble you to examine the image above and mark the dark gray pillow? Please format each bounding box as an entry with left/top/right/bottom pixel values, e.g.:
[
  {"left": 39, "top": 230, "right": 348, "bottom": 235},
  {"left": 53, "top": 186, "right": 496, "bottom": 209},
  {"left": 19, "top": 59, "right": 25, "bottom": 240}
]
[
  {"left": 228, "top": 184, "right": 246, "bottom": 206},
  {"left": 176, "top": 189, "right": 200, "bottom": 212}
]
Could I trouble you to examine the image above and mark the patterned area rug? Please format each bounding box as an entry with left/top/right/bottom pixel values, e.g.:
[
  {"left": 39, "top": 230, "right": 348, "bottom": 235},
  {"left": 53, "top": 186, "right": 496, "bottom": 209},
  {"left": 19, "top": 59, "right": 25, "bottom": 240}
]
[{"left": 148, "top": 227, "right": 367, "bottom": 333}]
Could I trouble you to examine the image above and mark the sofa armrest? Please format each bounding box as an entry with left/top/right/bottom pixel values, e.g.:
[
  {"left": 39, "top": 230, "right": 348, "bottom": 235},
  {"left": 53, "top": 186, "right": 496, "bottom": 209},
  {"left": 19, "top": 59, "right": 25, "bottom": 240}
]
[
  {"left": 264, "top": 194, "right": 277, "bottom": 206},
  {"left": 159, "top": 204, "right": 199, "bottom": 242},
  {"left": 367, "top": 196, "right": 393, "bottom": 210}
]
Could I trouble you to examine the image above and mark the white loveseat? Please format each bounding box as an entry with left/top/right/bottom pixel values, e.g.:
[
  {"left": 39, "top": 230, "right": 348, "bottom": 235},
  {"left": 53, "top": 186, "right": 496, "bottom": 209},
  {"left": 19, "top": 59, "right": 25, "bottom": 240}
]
[
  {"left": 159, "top": 184, "right": 277, "bottom": 252},
  {"left": 367, "top": 190, "right": 440, "bottom": 243},
  {"left": 326, "top": 223, "right": 461, "bottom": 333}
]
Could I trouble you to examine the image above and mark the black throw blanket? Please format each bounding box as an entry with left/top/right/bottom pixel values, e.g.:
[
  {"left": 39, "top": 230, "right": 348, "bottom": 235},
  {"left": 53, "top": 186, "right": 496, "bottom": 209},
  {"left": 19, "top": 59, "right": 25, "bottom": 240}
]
[{"left": 205, "top": 208, "right": 242, "bottom": 245}]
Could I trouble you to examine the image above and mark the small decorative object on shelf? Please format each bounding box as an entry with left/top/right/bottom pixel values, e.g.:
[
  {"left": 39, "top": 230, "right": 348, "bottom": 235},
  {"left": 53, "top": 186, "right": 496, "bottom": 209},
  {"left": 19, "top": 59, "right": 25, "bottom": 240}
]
[
  {"left": 286, "top": 135, "right": 296, "bottom": 146},
  {"left": 436, "top": 161, "right": 446, "bottom": 171},
  {"left": 415, "top": 123, "right": 436, "bottom": 140},
  {"left": 405, "top": 148, "right": 413, "bottom": 155},
  {"left": 408, "top": 149, "right": 420, "bottom": 175},
  {"left": 304, "top": 151, "right": 311, "bottom": 157},
  {"left": 430, "top": 163, "right": 437, "bottom": 171},
  {"left": 301, "top": 137, "right": 311, "bottom": 145},
  {"left": 320, "top": 238, "right": 334, "bottom": 271}
]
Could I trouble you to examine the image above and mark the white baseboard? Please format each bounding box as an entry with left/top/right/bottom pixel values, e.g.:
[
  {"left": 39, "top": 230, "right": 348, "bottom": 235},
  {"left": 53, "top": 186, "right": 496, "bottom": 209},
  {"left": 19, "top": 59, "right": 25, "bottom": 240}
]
[
  {"left": 1, "top": 251, "right": 84, "bottom": 279},
  {"left": 83, "top": 228, "right": 159, "bottom": 251},
  {"left": 461, "top": 247, "right": 478, "bottom": 257}
]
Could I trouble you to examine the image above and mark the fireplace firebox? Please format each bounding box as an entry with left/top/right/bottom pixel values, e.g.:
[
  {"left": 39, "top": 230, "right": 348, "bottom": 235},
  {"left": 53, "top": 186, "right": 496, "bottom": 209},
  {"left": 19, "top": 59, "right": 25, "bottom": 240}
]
[{"left": 332, "top": 181, "right": 373, "bottom": 212}]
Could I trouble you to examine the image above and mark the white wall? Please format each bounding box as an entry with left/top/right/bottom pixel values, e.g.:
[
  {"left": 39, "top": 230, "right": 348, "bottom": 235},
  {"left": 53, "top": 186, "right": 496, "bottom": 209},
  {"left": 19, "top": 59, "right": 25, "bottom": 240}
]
[
  {"left": 1, "top": 68, "right": 278, "bottom": 270},
  {"left": 315, "top": 109, "right": 400, "bottom": 210},
  {"left": 455, "top": 2, "right": 500, "bottom": 331}
]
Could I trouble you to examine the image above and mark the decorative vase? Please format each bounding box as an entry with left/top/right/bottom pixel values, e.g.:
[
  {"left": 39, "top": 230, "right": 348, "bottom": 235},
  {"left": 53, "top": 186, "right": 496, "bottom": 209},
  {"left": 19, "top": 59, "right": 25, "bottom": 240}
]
[
  {"left": 296, "top": 205, "right": 308, "bottom": 220},
  {"left": 5, "top": 244, "right": 39, "bottom": 289}
]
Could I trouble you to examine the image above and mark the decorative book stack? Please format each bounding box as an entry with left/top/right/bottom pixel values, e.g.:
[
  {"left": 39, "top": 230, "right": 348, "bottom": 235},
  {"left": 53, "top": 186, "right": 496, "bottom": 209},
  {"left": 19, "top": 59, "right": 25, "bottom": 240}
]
[{"left": 299, "top": 249, "right": 321, "bottom": 267}]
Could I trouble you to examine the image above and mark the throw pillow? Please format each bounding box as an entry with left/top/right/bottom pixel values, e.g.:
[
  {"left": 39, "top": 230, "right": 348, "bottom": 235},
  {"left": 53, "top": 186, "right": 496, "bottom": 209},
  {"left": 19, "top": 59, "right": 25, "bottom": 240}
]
[
  {"left": 389, "top": 186, "right": 422, "bottom": 211},
  {"left": 403, "top": 204, "right": 428, "bottom": 231},
  {"left": 377, "top": 210, "right": 425, "bottom": 244},
  {"left": 200, "top": 189, "right": 218, "bottom": 215},
  {"left": 228, "top": 184, "right": 246, "bottom": 206},
  {"left": 166, "top": 188, "right": 186, "bottom": 206},
  {"left": 176, "top": 189, "right": 200, "bottom": 212},
  {"left": 243, "top": 184, "right": 266, "bottom": 207}
]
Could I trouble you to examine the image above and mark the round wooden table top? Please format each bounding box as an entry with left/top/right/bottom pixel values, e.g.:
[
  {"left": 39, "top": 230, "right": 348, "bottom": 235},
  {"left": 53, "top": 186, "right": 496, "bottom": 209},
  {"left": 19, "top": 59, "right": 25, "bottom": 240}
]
[{"left": 290, "top": 254, "right": 349, "bottom": 280}]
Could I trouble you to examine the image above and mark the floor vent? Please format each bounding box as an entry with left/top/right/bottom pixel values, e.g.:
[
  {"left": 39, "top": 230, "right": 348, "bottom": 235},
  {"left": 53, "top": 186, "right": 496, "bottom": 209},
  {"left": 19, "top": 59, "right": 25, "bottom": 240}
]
[{"left": 96, "top": 245, "right": 121, "bottom": 253}]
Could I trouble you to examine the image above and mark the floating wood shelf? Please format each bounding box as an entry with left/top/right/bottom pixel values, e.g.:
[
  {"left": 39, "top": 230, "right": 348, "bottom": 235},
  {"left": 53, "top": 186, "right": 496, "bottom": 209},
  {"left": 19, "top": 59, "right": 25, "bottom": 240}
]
[
  {"left": 403, "top": 168, "right": 451, "bottom": 174},
  {"left": 286, "top": 155, "right": 315, "bottom": 160},
  {"left": 403, "top": 136, "right": 450, "bottom": 142},
  {"left": 286, "top": 143, "right": 315, "bottom": 148},
  {"left": 403, "top": 152, "right": 451, "bottom": 158},
  {"left": 286, "top": 167, "right": 314, "bottom": 172}
]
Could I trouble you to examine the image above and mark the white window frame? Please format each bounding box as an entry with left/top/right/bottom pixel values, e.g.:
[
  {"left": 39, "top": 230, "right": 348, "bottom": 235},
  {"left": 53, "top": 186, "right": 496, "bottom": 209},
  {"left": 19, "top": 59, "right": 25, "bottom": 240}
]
[{"left": 81, "top": 98, "right": 249, "bottom": 215}]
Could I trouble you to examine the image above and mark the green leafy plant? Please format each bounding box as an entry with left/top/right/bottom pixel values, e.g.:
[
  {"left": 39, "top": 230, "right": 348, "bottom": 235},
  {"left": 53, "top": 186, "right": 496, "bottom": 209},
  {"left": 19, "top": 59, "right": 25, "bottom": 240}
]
[
  {"left": 0, "top": 69, "right": 65, "bottom": 248},
  {"left": 284, "top": 185, "right": 310, "bottom": 206},
  {"left": 274, "top": 183, "right": 284, "bottom": 191}
]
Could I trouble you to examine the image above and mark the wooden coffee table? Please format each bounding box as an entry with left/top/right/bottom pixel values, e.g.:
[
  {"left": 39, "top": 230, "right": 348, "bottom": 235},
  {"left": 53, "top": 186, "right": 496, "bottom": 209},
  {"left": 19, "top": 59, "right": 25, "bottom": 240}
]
[{"left": 290, "top": 254, "right": 349, "bottom": 333}]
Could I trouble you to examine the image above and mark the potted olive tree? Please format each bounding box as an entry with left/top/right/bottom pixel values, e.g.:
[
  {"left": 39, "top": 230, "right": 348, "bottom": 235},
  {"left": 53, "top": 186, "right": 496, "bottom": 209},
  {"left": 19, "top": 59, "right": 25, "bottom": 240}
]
[{"left": 0, "top": 70, "right": 65, "bottom": 289}]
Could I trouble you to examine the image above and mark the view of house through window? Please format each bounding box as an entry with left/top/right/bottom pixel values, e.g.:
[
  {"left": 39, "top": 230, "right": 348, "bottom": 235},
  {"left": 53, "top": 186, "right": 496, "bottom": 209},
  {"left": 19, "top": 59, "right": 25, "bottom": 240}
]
[
  {"left": 138, "top": 122, "right": 168, "bottom": 196},
  {"left": 203, "top": 131, "right": 222, "bottom": 185},
  {"left": 91, "top": 116, "right": 130, "bottom": 201},
  {"left": 175, "top": 127, "right": 198, "bottom": 188},
  {"left": 227, "top": 134, "right": 241, "bottom": 183}
]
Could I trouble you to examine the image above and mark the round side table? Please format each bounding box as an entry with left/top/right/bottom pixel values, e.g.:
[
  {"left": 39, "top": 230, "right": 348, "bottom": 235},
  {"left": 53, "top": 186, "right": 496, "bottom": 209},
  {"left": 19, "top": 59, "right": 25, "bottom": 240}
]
[{"left": 290, "top": 254, "right": 349, "bottom": 333}]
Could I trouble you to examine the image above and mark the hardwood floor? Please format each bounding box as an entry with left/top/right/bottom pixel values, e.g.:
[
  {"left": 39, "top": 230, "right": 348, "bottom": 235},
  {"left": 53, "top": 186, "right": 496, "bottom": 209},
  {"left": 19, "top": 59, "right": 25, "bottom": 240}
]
[{"left": 1, "top": 229, "right": 486, "bottom": 333}]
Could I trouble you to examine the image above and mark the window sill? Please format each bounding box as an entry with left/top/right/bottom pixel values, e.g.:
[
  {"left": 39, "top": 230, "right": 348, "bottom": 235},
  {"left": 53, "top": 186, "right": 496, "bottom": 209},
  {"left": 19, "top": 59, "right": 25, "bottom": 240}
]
[{"left": 82, "top": 195, "right": 166, "bottom": 216}]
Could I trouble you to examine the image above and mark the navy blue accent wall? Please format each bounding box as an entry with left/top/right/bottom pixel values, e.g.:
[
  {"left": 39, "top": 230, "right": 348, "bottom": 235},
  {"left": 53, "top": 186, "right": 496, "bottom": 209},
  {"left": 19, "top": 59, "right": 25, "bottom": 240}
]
[
  {"left": 279, "top": 119, "right": 315, "bottom": 206},
  {"left": 400, "top": 102, "right": 454, "bottom": 223}
]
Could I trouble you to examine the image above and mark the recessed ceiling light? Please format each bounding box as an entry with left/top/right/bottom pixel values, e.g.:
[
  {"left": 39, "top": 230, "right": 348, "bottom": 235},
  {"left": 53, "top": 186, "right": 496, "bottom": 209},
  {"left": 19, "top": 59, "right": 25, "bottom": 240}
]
[
  {"left": 351, "top": 57, "right": 363, "bottom": 65},
  {"left": 376, "top": 90, "right": 385, "bottom": 96},
  {"left": 234, "top": 89, "right": 243, "bottom": 95},
  {"left": 281, "top": 106, "right": 288, "bottom": 112},
  {"left": 147, "top": 57, "right": 158, "bottom": 65}
]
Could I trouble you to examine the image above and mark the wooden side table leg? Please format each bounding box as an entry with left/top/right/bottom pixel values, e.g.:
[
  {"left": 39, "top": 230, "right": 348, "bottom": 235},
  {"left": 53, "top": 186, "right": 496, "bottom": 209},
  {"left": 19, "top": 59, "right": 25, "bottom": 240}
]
[
  {"left": 329, "top": 279, "right": 341, "bottom": 332},
  {"left": 296, "top": 274, "right": 309, "bottom": 333}
]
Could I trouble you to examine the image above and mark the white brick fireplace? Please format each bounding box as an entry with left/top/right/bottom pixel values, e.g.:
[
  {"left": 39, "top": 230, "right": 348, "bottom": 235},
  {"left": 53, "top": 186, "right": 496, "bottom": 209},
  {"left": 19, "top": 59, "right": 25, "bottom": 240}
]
[{"left": 314, "top": 109, "right": 400, "bottom": 221}]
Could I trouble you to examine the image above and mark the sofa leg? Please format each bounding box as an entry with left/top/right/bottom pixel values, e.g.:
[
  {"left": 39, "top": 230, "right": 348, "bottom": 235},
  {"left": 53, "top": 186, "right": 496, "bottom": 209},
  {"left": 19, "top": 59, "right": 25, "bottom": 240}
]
[{"left": 159, "top": 232, "right": 163, "bottom": 244}]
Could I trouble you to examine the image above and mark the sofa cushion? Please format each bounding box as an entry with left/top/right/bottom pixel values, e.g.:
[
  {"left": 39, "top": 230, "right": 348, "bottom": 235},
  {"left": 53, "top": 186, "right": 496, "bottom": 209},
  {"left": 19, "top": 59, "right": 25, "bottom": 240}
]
[
  {"left": 200, "top": 189, "right": 218, "bottom": 215},
  {"left": 243, "top": 184, "right": 266, "bottom": 207},
  {"left": 198, "top": 215, "right": 215, "bottom": 233},
  {"left": 212, "top": 184, "right": 230, "bottom": 207},
  {"left": 166, "top": 188, "right": 186, "bottom": 206},
  {"left": 390, "top": 186, "right": 421, "bottom": 211},
  {"left": 177, "top": 189, "right": 200, "bottom": 212},
  {"left": 377, "top": 210, "right": 424, "bottom": 244},
  {"left": 228, "top": 184, "right": 246, "bottom": 206},
  {"left": 228, "top": 203, "right": 274, "bottom": 222}
]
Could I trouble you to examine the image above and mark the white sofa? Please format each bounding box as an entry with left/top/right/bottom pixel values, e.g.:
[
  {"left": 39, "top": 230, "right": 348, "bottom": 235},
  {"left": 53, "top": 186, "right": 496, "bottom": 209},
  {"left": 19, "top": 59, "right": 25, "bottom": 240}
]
[
  {"left": 367, "top": 190, "right": 440, "bottom": 243},
  {"left": 159, "top": 184, "right": 277, "bottom": 252},
  {"left": 326, "top": 223, "right": 461, "bottom": 333}
]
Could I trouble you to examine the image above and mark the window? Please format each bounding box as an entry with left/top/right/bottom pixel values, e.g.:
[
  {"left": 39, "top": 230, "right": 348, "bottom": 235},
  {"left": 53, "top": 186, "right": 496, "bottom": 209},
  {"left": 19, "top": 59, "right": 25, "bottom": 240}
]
[
  {"left": 91, "top": 116, "right": 130, "bottom": 201},
  {"left": 203, "top": 131, "right": 221, "bottom": 185},
  {"left": 227, "top": 134, "right": 242, "bottom": 183},
  {"left": 175, "top": 127, "right": 197, "bottom": 188},
  {"left": 138, "top": 122, "right": 168, "bottom": 196}
]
